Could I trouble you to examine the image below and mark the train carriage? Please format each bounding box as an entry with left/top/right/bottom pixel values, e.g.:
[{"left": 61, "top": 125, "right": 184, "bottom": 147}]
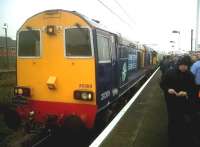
[{"left": 6, "top": 9, "right": 157, "bottom": 130}]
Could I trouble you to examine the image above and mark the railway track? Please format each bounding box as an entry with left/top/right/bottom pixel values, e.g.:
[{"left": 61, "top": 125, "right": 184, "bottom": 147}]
[{"left": 31, "top": 131, "right": 51, "bottom": 147}]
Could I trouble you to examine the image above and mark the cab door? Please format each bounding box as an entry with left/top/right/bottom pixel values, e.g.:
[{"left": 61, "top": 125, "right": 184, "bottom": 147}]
[{"left": 96, "top": 30, "right": 118, "bottom": 109}]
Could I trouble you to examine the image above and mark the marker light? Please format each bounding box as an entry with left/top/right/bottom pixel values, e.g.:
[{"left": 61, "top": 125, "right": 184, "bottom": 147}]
[{"left": 46, "top": 25, "right": 56, "bottom": 35}]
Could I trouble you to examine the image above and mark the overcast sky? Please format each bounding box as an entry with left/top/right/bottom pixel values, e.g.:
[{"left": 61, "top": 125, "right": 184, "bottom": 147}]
[{"left": 0, "top": 0, "right": 197, "bottom": 52}]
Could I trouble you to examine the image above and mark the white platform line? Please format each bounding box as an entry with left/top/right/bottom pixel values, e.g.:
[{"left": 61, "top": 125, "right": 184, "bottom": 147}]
[{"left": 89, "top": 67, "right": 159, "bottom": 147}]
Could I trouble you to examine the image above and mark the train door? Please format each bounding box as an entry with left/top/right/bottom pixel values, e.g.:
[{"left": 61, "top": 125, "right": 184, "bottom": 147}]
[{"left": 96, "top": 30, "right": 118, "bottom": 109}]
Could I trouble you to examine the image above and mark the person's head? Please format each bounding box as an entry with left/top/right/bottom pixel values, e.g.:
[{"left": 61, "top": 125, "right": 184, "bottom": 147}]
[
  {"left": 177, "top": 55, "right": 191, "bottom": 72},
  {"left": 191, "top": 55, "right": 197, "bottom": 63},
  {"left": 196, "top": 53, "right": 200, "bottom": 60},
  {"left": 178, "top": 64, "right": 188, "bottom": 72}
]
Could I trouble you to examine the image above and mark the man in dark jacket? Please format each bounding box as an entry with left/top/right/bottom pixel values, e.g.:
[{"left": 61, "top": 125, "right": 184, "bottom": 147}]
[{"left": 160, "top": 55, "right": 196, "bottom": 147}]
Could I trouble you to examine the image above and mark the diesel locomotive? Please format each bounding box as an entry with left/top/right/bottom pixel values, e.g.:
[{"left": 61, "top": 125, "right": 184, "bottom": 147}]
[{"left": 5, "top": 9, "right": 157, "bottom": 130}]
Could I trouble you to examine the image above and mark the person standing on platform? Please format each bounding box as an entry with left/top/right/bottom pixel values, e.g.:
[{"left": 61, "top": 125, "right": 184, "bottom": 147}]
[
  {"left": 160, "top": 55, "right": 175, "bottom": 76},
  {"left": 160, "top": 55, "right": 196, "bottom": 147},
  {"left": 190, "top": 57, "right": 200, "bottom": 145},
  {"left": 159, "top": 55, "right": 177, "bottom": 117},
  {"left": 191, "top": 58, "right": 200, "bottom": 96}
]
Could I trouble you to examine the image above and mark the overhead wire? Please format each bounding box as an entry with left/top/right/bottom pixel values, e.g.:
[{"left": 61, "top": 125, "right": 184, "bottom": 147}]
[
  {"left": 96, "top": 0, "right": 135, "bottom": 30},
  {"left": 112, "top": 0, "right": 136, "bottom": 25}
]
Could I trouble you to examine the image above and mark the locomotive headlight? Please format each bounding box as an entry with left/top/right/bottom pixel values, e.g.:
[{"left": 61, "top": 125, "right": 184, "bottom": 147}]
[
  {"left": 18, "top": 88, "right": 23, "bottom": 95},
  {"left": 81, "top": 92, "right": 88, "bottom": 100},
  {"left": 14, "top": 88, "right": 23, "bottom": 95},
  {"left": 74, "top": 91, "right": 93, "bottom": 101},
  {"left": 14, "top": 87, "right": 31, "bottom": 97},
  {"left": 88, "top": 93, "right": 92, "bottom": 100},
  {"left": 14, "top": 89, "right": 18, "bottom": 95}
]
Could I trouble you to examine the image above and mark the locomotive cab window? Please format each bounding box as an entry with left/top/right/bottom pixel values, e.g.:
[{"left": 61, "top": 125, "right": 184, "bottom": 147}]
[
  {"left": 18, "top": 30, "right": 40, "bottom": 57},
  {"left": 65, "top": 28, "right": 92, "bottom": 56}
]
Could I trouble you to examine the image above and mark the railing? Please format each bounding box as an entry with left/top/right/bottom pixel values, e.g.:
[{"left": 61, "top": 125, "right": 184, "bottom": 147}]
[{"left": 0, "top": 70, "right": 16, "bottom": 104}]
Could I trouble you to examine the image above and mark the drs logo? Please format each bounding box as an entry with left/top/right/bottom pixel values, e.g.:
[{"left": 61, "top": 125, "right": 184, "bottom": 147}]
[{"left": 122, "top": 62, "right": 127, "bottom": 82}]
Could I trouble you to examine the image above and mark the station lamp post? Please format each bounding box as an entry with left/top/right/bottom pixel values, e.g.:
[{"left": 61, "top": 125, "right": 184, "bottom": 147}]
[
  {"left": 172, "top": 30, "right": 180, "bottom": 50},
  {"left": 2, "top": 23, "right": 9, "bottom": 68},
  {"left": 191, "top": 29, "right": 194, "bottom": 51},
  {"left": 172, "top": 30, "right": 180, "bottom": 34},
  {"left": 169, "top": 41, "right": 175, "bottom": 51},
  {"left": 196, "top": 0, "right": 200, "bottom": 50}
]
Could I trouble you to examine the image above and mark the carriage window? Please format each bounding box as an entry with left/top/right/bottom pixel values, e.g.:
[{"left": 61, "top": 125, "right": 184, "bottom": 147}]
[
  {"left": 120, "top": 46, "right": 128, "bottom": 58},
  {"left": 65, "top": 28, "right": 92, "bottom": 56},
  {"left": 18, "top": 30, "right": 40, "bottom": 57},
  {"left": 97, "top": 35, "right": 111, "bottom": 62}
]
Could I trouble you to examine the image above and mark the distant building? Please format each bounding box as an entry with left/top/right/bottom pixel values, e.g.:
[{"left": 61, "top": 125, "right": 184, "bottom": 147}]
[{"left": 0, "top": 36, "right": 16, "bottom": 56}]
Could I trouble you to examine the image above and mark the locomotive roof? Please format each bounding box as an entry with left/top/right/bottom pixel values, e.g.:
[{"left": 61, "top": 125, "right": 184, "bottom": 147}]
[
  {"left": 19, "top": 9, "right": 139, "bottom": 48},
  {"left": 21, "top": 9, "right": 118, "bottom": 35},
  {"left": 68, "top": 10, "right": 120, "bottom": 35}
]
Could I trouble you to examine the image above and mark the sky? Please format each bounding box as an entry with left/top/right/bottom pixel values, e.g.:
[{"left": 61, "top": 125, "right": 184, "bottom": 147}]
[{"left": 0, "top": 0, "right": 197, "bottom": 53}]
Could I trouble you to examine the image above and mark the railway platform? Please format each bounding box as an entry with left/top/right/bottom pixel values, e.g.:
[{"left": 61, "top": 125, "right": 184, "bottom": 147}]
[{"left": 91, "top": 69, "right": 169, "bottom": 147}]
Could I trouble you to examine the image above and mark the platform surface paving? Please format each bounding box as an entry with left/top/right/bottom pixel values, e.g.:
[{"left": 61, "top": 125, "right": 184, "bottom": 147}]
[{"left": 101, "top": 71, "right": 168, "bottom": 147}]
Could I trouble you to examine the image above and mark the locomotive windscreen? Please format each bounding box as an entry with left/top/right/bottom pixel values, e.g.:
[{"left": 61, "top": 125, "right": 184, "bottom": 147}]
[
  {"left": 18, "top": 30, "right": 40, "bottom": 57},
  {"left": 65, "top": 28, "right": 92, "bottom": 56}
]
